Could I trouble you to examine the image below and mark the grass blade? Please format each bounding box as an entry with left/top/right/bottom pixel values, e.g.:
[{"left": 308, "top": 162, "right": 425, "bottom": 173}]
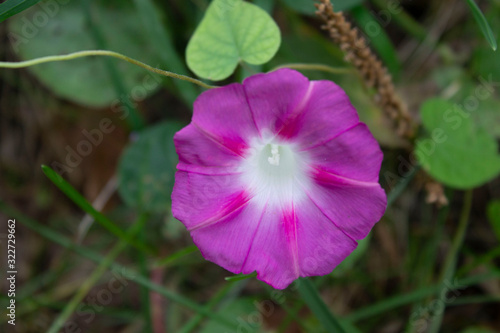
[
  {"left": 428, "top": 190, "right": 473, "bottom": 333},
  {"left": 153, "top": 245, "right": 199, "bottom": 268},
  {"left": 465, "top": 0, "right": 497, "bottom": 51},
  {"left": 41, "top": 165, "right": 154, "bottom": 254},
  {"left": 296, "top": 278, "right": 347, "bottom": 333},
  {"left": 350, "top": 5, "right": 401, "bottom": 76},
  {"left": 46, "top": 214, "right": 148, "bottom": 333},
  {"left": 224, "top": 272, "right": 257, "bottom": 282},
  {"left": 179, "top": 281, "right": 247, "bottom": 333},
  {"left": 137, "top": 226, "right": 153, "bottom": 333},
  {"left": 0, "top": 0, "right": 40, "bottom": 23},
  {"left": 0, "top": 201, "right": 239, "bottom": 330}
]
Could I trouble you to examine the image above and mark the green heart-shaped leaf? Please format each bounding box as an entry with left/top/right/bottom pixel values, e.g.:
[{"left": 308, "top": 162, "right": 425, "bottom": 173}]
[
  {"left": 186, "top": 0, "right": 281, "bottom": 81},
  {"left": 416, "top": 98, "right": 500, "bottom": 189}
]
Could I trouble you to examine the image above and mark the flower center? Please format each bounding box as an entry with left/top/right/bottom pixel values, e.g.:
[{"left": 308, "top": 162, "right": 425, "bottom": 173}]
[
  {"left": 268, "top": 144, "right": 281, "bottom": 166},
  {"left": 258, "top": 143, "right": 297, "bottom": 177},
  {"left": 241, "top": 140, "right": 311, "bottom": 207}
]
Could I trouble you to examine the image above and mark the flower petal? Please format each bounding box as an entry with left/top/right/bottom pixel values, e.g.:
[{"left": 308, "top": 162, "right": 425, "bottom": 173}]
[
  {"left": 171, "top": 171, "right": 250, "bottom": 230},
  {"left": 294, "top": 197, "right": 358, "bottom": 277},
  {"left": 192, "top": 201, "right": 299, "bottom": 289},
  {"left": 304, "top": 178, "right": 387, "bottom": 240},
  {"left": 242, "top": 68, "right": 311, "bottom": 137},
  {"left": 239, "top": 203, "right": 300, "bottom": 289},
  {"left": 189, "top": 202, "right": 261, "bottom": 274},
  {"left": 278, "top": 80, "right": 360, "bottom": 148},
  {"left": 174, "top": 124, "right": 244, "bottom": 175},
  {"left": 192, "top": 83, "right": 259, "bottom": 155},
  {"left": 305, "top": 123, "right": 383, "bottom": 182}
]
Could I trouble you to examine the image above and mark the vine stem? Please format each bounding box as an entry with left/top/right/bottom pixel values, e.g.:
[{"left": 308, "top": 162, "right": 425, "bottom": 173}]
[
  {"left": 271, "top": 63, "right": 354, "bottom": 75},
  {"left": 428, "top": 189, "right": 474, "bottom": 333},
  {"left": 0, "top": 50, "right": 216, "bottom": 89}
]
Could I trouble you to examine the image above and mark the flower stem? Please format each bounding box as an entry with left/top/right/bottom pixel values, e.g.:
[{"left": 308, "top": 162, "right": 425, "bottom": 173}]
[
  {"left": 271, "top": 63, "right": 354, "bottom": 75},
  {"left": 0, "top": 50, "right": 216, "bottom": 89},
  {"left": 296, "top": 278, "right": 348, "bottom": 333},
  {"left": 428, "top": 189, "right": 473, "bottom": 333}
]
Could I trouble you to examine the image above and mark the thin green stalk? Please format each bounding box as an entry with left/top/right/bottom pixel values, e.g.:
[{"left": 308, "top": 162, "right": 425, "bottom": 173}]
[
  {"left": 225, "top": 272, "right": 257, "bottom": 282},
  {"left": 46, "top": 213, "right": 148, "bottom": 333},
  {"left": 0, "top": 201, "right": 238, "bottom": 330},
  {"left": 465, "top": 0, "right": 498, "bottom": 51},
  {"left": 296, "top": 278, "right": 347, "bottom": 333},
  {"left": 277, "top": 301, "right": 303, "bottom": 333},
  {"left": 153, "top": 245, "right": 199, "bottom": 268},
  {"left": 370, "top": 0, "right": 427, "bottom": 41},
  {"left": 271, "top": 63, "right": 354, "bottom": 75},
  {"left": 428, "top": 190, "right": 474, "bottom": 333},
  {"left": 456, "top": 245, "right": 500, "bottom": 277},
  {"left": 0, "top": 50, "right": 216, "bottom": 89},
  {"left": 345, "top": 271, "right": 500, "bottom": 322},
  {"left": 138, "top": 226, "right": 153, "bottom": 333},
  {"left": 260, "top": 284, "right": 313, "bottom": 332},
  {"left": 387, "top": 165, "right": 421, "bottom": 208},
  {"left": 178, "top": 281, "right": 246, "bottom": 333},
  {"left": 405, "top": 200, "right": 451, "bottom": 333}
]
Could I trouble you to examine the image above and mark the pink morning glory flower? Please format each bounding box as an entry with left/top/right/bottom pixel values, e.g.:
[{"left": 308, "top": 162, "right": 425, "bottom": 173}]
[{"left": 172, "top": 69, "right": 387, "bottom": 289}]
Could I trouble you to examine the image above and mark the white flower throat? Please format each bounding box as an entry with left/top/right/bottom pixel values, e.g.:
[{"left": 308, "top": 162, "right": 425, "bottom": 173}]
[
  {"left": 268, "top": 144, "right": 281, "bottom": 166},
  {"left": 241, "top": 139, "right": 311, "bottom": 207}
]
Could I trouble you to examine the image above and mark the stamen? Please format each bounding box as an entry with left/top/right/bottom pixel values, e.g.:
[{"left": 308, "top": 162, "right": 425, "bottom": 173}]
[{"left": 268, "top": 144, "right": 280, "bottom": 166}]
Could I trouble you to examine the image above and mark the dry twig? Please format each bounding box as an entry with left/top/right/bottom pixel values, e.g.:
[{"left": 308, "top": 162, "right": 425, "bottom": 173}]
[{"left": 315, "top": 0, "right": 415, "bottom": 139}]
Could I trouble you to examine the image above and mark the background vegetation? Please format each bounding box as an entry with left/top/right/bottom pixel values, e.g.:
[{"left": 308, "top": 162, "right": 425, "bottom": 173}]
[{"left": 0, "top": 0, "right": 499, "bottom": 332}]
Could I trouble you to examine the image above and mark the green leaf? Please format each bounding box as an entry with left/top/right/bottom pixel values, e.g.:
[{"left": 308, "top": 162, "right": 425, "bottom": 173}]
[
  {"left": 431, "top": 67, "right": 500, "bottom": 139},
  {"left": 41, "top": 165, "right": 154, "bottom": 254},
  {"left": 487, "top": 200, "right": 500, "bottom": 241},
  {"left": 415, "top": 98, "right": 500, "bottom": 189},
  {"left": 0, "top": 0, "right": 40, "bottom": 23},
  {"left": 7, "top": 0, "right": 161, "bottom": 108},
  {"left": 132, "top": 0, "right": 199, "bottom": 106},
  {"left": 279, "top": 0, "right": 364, "bottom": 15},
  {"left": 465, "top": 0, "right": 497, "bottom": 51},
  {"left": 118, "top": 121, "right": 184, "bottom": 213},
  {"left": 186, "top": 0, "right": 281, "bottom": 81}
]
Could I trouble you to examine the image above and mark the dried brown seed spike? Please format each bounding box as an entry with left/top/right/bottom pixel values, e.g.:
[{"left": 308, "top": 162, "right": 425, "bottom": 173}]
[{"left": 315, "top": 0, "right": 416, "bottom": 139}]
